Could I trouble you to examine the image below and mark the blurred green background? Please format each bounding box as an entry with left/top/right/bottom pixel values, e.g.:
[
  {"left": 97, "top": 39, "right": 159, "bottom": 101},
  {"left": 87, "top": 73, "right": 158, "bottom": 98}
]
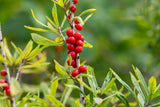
[{"left": 1, "top": 0, "right": 160, "bottom": 84}]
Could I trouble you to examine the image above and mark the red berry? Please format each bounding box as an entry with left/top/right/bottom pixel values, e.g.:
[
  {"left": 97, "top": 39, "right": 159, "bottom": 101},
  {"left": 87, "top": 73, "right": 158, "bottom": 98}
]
[
  {"left": 80, "top": 36, "right": 85, "bottom": 42},
  {"left": 72, "top": 70, "right": 79, "bottom": 77},
  {"left": 75, "top": 46, "right": 83, "bottom": 53},
  {"left": 3, "top": 83, "right": 9, "bottom": 90},
  {"left": 6, "top": 88, "right": 11, "bottom": 95},
  {"left": 67, "top": 14, "right": 71, "bottom": 19},
  {"left": 75, "top": 24, "right": 83, "bottom": 31},
  {"left": 78, "top": 65, "right": 87, "bottom": 73},
  {"left": 66, "top": 29, "right": 73, "bottom": 37},
  {"left": 66, "top": 37, "right": 76, "bottom": 44},
  {"left": 67, "top": 44, "right": 75, "bottom": 51},
  {"left": 73, "top": 0, "right": 78, "bottom": 4},
  {"left": 74, "top": 19, "right": 79, "bottom": 24},
  {"left": 0, "top": 79, "right": 6, "bottom": 83},
  {"left": 67, "top": 50, "right": 71, "bottom": 54},
  {"left": 73, "top": 32, "right": 81, "bottom": 40},
  {"left": 67, "top": 59, "right": 76, "bottom": 66},
  {"left": 76, "top": 40, "right": 83, "bottom": 46},
  {"left": 1, "top": 70, "right": 6, "bottom": 76},
  {"left": 69, "top": 5, "right": 76, "bottom": 13},
  {"left": 69, "top": 51, "right": 77, "bottom": 59}
]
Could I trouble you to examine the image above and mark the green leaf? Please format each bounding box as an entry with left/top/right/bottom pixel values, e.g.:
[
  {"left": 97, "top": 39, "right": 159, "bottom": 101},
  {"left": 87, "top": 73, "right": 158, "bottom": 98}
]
[
  {"left": 65, "top": 84, "right": 85, "bottom": 96},
  {"left": 84, "top": 13, "right": 93, "bottom": 24},
  {"left": 116, "top": 92, "right": 129, "bottom": 107},
  {"left": 55, "top": 36, "right": 64, "bottom": 45},
  {"left": 137, "top": 94, "right": 145, "bottom": 107},
  {"left": 132, "top": 65, "right": 148, "bottom": 96},
  {"left": 77, "top": 78, "right": 94, "bottom": 93},
  {"left": 10, "top": 78, "right": 21, "bottom": 96},
  {"left": 153, "top": 84, "right": 160, "bottom": 98},
  {"left": 61, "top": 15, "right": 67, "bottom": 28},
  {"left": 19, "top": 62, "right": 49, "bottom": 69},
  {"left": 51, "top": 0, "right": 64, "bottom": 7},
  {"left": 23, "top": 40, "right": 33, "bottom": 58},
  {"left": 148, "top": 76, "right": 156, "bottom": 103},
  {"left": 101, "top": 78, "right": 115, "bottom": 95},
  {"left": 79, "top": 9, "right": 96, "bottom": 17},
  {"left": 87, "top": 66, "right": 98, "bottom": 93},
  {"left": 0, "top": 55, "right": 11, "bottom": 65},
  {"left": 46, "top": 16, "right": 57, "bottom": 28},
  {"left": 31, "top": 33, "right": 62, "bottom": 46},
  {"left": 94, "top": 97, "right": 103, "bottom": 104},
  {"left": 24, "top": 26, "right": 52, "bottom": 32},
  {"left": 77, "top": 73, "right": 93, "bottom": 78},
  {"left": 101, "top": 71, "right": 112, "bottom": 93},
  {"left": 54, "top": 60, "right": 67, "bottom": 75},
  {"left": 83, "top": 41, "right": 93, "bottom": 48},
  {"left": 73, "top": 16, "right": 84, "bottom": 25},
  {"left": 50, "top": 76, "right": 58, "bottom": 96},
  {"left": 111, "top": 69, "right": 135, "bottom": 97},
  {"left": 11, "top": 42, "right": 22, "bottom": 55},
  {"left": 52, "top": 4, "right": 59, "bottom": 28},
  {"left": 46, "top": 95, "right": 65, "bottom": 107},
  {"left": 130, "top": 72, "right": 145, "bottom": 102},
  {"left": 2, "top": 38, "right": 14, "bottom": 63},
  {"left": 31, "top": 9, "right": 47, "bottom": 27},
  {"left": 27, "top": 45, "right": 47, "bottom": 60}
]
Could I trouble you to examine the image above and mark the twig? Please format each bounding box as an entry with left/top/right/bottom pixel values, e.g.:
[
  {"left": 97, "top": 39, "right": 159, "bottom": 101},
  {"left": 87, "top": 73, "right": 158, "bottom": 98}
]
[
  {"left": 0, "top": 24, "right": 16, "bottom": 107},
  {"left": 16, "top": 59, "right": 26, "bottom": 81},
  {"left": 58, "top": 27, "right": 66, "bottom": 42}
]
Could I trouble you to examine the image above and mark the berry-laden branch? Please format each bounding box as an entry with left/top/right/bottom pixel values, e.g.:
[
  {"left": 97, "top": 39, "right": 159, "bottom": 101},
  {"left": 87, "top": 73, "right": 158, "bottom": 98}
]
[
  {"left": 0, "top": 24, "right": 16, "bottom": 107},
  {"left": 64, "top": 0, "right": 87, "bottom": 105}
]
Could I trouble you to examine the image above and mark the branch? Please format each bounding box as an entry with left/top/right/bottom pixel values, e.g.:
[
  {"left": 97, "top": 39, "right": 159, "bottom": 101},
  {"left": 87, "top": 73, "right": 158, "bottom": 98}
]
[
  {"left": 16, "top": 59, "right": 26, "bottom": 81},
  {"left": 0, "top": 24, "right": 16, "bottom": 107}
]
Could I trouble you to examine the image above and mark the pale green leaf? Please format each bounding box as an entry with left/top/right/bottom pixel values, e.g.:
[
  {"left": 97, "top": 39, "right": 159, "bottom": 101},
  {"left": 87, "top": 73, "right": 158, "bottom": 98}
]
[
  {"left": 137, "top": 94, "right": 145, "bottom": 107},
  {"left": 46, "top": 95, "right": 65, "bottom": 107},
  {"left": 55, "top": 36, "right": 64, "bottom": 45},
  {"left": 50, "top": 76, "right": 58, "bottom": 96},
  {"left": 0, "top": 55, "right": 11, "bottom": 65},
  {"left": 116, "top": 92, "right": 129, "bottom": 107},
  {"left": 84, "top": 13, "right": 93, "bottom": 24},
  {"left": 51, "top": 0, "right": 64, "bottom": 7},
  {"left": 19, "top": 62, "right": 49, "bottom": 69},
  {"left": 148, "top": 76, "right": 156, "bottom": 102},
  {"left": 94, "top": 97, "right": 103, "bottom": 104},
  {"left": 41, "top": 82, "right": 49, "bottom": 96},
  {"left": 79, "top": 9, "right": 96, "bottom": 17},
  {"left": 11, "top": 42, "right": 22, "bottom": 55},
  {"left": 46, "top": 16, "right": 57, "bottom": 28},
  {"left": 87, "top": 66, "right": 98, "bottom": 93},
  {"left": 130, "top": 72, "right": 145, "bottom": 102},
  {"left": 10, "top": 78, "right": 21, "bottom": 96},
  {"left": 132, "top": 65, "right": 148, "bottom": 96},
  {"left": 24, "top": 26, "right": 52, "bottom": 32},
  {"left": 101, "top": 71, "right": 112, "bottom": 93},
  {"left": 153, "top": 84, "right": 160, "bottom": 98},
  {"left": 83, "top": 41, "right": 93, "bottom": 48},
  {"left": 54, "top": 60, "right": 67, "bottom": 75},
  {"left": 31, "top": 9, "right": 47, "bottom": 27},
  {"left": 23, "top": 40, "right": 33, "bottom": 58},
  {"left": 52, "top": 4, "right": 59, "bottom": 28},
  {"left": 31, "top": 33, "right": 62, "bottom": 46}
]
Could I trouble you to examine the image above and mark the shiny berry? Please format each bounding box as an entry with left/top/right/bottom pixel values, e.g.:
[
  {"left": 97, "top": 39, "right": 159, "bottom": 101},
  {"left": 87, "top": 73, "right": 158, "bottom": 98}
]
[
  {"left": 67, "top": 14, "right": 71, "bottom": 19},
  {"left": 1, "top": 70, "right": 6, "bottom": 76},
  {"left": 69, "top": 51, "right": 77, "bottom": 59},
  {"left": 73, "top": 0, "right": 78, "bottom": 4},
  {"left": 74, "top": 19, "right": 79, "bottom": 24},
  {"left": 67, "top": 59, "right": 76, "bottom": 66},
  {"left": 73, "top": 32, "right": 81, "bottom": 40},
  {"left": 72, "top": 70, "right": 79, "bottom": 77},
  {"left": 75, "top": 24, "right": 83, "bottom": 31},
  {"left": 3, "top": 83, "right": 9, "bottom": 90},
  {"left": 0, "top": 79, "right": 6, "bottom": 83},
  {"left": 80, "top": 36, "right": 85, "bottom": 42},
  {"left": 76, "top": 40, "right": 83, "bottom": 46},
  {"left": 6, "top": 89, "right": 11, "bottom": 95},
  {"left": 67, "top": 44, "right": 75, "bottom": 51},
  {"left": 66, "top": 37, "right": 76, "bottom": 44},
  {"left": 78, "top": 65, "right": 87, "bottom": 73},
  {"left": 75, "top": 46, "right": 83, "bottom": 53},
  {"left": 66, "top": 29, "right": 73, "bottom": 37},
  {"left": 69, "top": 5, "right": 76, "bottom": 13}
]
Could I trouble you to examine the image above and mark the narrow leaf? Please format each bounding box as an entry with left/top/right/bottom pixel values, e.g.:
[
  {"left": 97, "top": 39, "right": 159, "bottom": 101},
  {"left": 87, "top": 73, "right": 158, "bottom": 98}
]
[
  {"left": 84, "top": 13, "right": 93, "bottom": 24},
  {"left": 101, "top": 71, "right": 112, "bottom": 92},
  {"left": 24, "top": 26, "right": 52, "bottom": 32},
  {"left": 50, "top": 76, "right": 58, "bottom": 96},
  {"left": 54, "top": 60, "right": 67, "bottom": 75},
  {"left": 148, "top": 76, "right": 156, "bottom": 102},
  {"left": 52, "top": 4, "right": 59, "bottom": 28},
  {"left": 83, "top": 41, "right": 93, "bottom": 48},
  {"left": 79, "top": 9, "right": 96, "bottom": 17}
]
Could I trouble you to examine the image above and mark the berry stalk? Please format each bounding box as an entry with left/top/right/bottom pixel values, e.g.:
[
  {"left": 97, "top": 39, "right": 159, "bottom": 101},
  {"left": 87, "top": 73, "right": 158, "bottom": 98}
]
[
  {"left": 69, "top": 0, "right": 85, "bottom": 105},
  {"left": 0, "top": 24, "right": 16, "bottom": 107}
]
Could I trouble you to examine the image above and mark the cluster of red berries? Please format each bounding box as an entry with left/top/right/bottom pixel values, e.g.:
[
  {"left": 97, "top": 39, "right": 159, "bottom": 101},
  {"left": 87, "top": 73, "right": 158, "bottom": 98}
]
[
  {"left": 68, "top": 0, "right": 83, "bottom": 31},
  {"left": 0, "top": 70, "right": 10, "bottom": 96},
  {"left": 66, "top": 0, "right": 88, "bottom": 77}
]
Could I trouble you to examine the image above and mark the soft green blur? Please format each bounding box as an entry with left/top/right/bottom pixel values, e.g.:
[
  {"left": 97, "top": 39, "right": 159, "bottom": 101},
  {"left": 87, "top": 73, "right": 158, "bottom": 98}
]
[{"left": 1, "top": 0, "right": 160, "bottom": 83}]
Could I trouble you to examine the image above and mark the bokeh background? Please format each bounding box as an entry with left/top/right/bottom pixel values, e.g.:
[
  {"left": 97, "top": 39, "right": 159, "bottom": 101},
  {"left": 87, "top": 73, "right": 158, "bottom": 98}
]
[{"left": 1, "top": 0, "right": 160, "bottom": 85}]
